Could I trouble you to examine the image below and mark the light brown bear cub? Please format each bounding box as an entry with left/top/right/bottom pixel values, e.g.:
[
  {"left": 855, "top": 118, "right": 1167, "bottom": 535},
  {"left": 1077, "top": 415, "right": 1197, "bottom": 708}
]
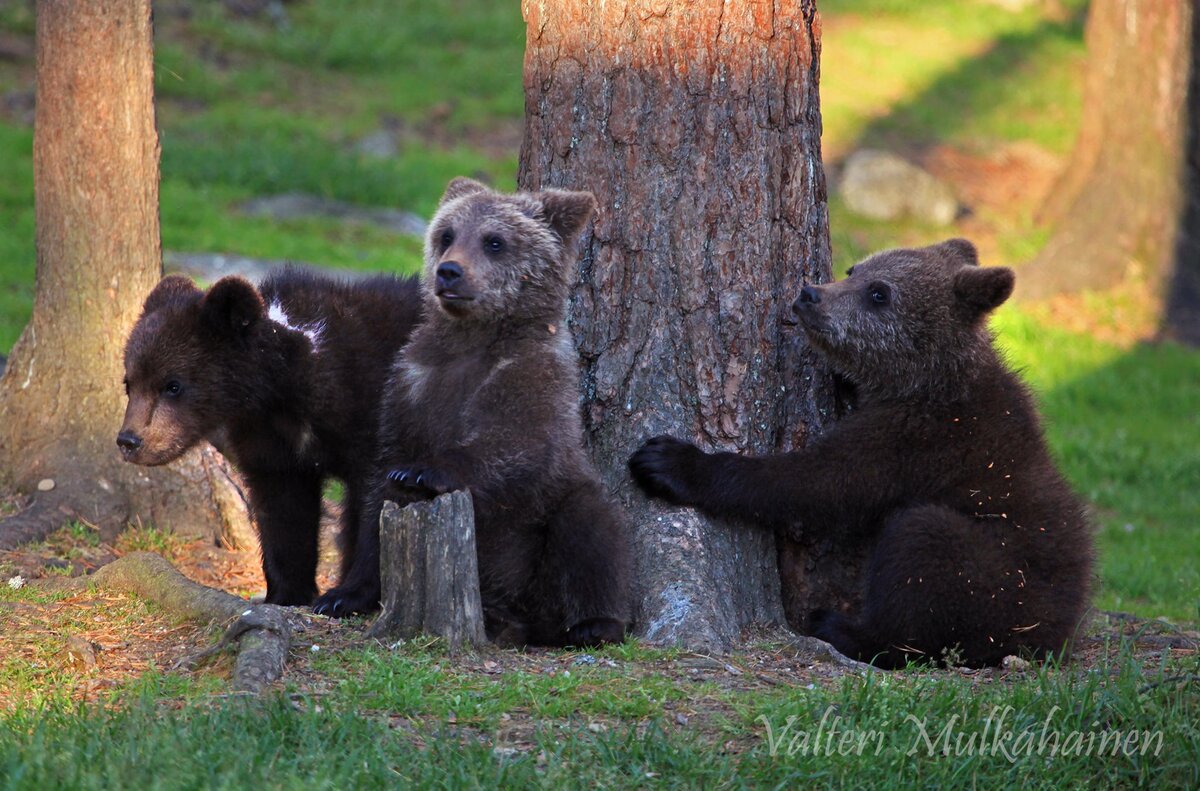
[
  {"left": 631, "top": 239, "right": 1093, "bottom": 668},
  {"left": 315, "top": 178, "right": 633, "bottom": 647}
]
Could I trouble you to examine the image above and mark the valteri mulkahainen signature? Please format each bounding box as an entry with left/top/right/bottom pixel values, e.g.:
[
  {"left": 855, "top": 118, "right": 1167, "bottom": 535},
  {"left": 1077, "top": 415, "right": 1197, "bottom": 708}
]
[{"left": 759, "top": 706, "right": 1164, "bottom": 761}]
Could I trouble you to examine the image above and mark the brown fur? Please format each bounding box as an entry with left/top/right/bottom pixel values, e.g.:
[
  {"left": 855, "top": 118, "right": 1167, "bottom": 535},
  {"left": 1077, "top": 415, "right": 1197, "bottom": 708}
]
[
  {"left": 630, "top": 239, "right": 1094, "bottom": 668},
  {"left": 314, "top": 178, "right": 633, "bottom": 647},
  {"left": 119, "top": 269, "right": 422, "bottom": 605}
]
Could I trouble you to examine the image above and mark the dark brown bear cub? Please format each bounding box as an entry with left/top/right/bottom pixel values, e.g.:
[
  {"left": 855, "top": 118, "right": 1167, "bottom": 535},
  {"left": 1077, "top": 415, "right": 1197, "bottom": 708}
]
[
  {"left": 119, "top": 268, "right": 422, "bottom": 606},
  {"left": 630, "top": 239, "right": 1093, "bottom": 668},
  {"left": 315, "top": 178, "right": 632, "bottom": 647}
]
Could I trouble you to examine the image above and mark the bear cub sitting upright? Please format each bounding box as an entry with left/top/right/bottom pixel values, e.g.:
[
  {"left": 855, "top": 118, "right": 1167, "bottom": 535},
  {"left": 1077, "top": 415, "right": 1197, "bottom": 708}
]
[
  {"left": 630, "top": 239, "right": 1093, "bottom": 668},
  {"left": 315, "top": 177, "right": 632, "bottom": 647},
  {"left": 119, "top": 268, "right": 422, "bottom": 606}
]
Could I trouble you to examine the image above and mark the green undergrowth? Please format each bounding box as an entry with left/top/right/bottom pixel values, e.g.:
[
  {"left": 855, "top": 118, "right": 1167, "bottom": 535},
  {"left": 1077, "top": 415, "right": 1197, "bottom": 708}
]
[{"left": 0, "top": 641, "right": 1195, "bottom": 788}]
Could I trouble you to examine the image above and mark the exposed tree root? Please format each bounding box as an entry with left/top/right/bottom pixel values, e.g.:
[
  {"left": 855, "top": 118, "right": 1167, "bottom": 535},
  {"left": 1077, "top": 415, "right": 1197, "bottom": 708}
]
[{"left": 42, "top": 551, "right": 298, "bottom": 694}]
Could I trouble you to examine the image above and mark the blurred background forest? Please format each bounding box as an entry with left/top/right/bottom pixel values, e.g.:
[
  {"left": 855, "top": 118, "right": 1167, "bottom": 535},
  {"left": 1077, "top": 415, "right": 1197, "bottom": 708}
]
[{"left": 0, "top": 0, "right": 1195, "bottom": 622}]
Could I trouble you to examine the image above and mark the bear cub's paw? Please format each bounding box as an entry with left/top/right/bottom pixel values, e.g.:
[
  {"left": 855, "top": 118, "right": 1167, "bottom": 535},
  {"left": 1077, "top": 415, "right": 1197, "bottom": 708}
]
[
  {"left": 385, "top": 465, "right": 460, "bottom": 499},
  {"left": 312, "top": 584, "right": 380, "bottom": 618},
  {"left": 628, "top": 435, "right": 707, "bottom": 506},
  {"left": 809, "top": 609, "right": 864, "bottom": 661},
  {"left": 565, "top": 617, "right": 627, "bottom": 648}
]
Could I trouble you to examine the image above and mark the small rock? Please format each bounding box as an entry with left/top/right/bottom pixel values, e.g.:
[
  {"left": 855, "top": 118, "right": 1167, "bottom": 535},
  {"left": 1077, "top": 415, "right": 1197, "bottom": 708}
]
[
  {"left": 1001, "top": 655, "right": 1032, "bottom": 672},
  {"left": 6, "top": 575, "right": 26, "bottom": 590},
  {"left": 354, "top": 129, "right": 399, "bottom": 160},
  {"left": 839, "top": 149, "right": 961, "bottom": 226},
  {"left": 64, "top": 635, "right": 100, "bottom": 669},
  {"left": 674, "top": 713, "right": 689, "bottom": 726},
  {"left": 573, "top": 654, "right": 597, "bottom": 666},
  {"left": 36, "top": 478, "right": 55, "bottom": 492}
]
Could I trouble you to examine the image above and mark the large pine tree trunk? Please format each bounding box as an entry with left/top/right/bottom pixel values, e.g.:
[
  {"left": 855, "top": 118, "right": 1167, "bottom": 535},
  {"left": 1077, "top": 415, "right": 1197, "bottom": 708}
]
[
  {"left": 0, "top": 0, "right": 251, "bottom": 549},
  {"left": 1024, "top": 0, "right": 1192, "bottom": 300},
  {"left": 519, "top": 0, "right": 846, "bottom": 651}
]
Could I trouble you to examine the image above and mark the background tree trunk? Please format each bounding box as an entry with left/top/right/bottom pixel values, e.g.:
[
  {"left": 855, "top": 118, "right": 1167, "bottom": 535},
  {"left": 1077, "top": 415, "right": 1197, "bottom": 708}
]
[
  {"left": 0, "top": 0, "right": 252, "bottom": 549},
  {"left": 1024, "top": 0, "right": 1192, "bottom": 301},
  {"left": 519, "top": 0, "right": 848, "bottom": 651},
  {"left": 1164, "top": 7, "right": 1200, "bottom": 345}
]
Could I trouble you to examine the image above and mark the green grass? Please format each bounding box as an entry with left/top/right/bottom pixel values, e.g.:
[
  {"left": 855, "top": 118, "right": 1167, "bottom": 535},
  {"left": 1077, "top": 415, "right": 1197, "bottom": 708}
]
[
  {"left": 0, "top": 644, "right": 1194, "bottom": 788},
  {"left": 0, "top": 123, "right": 35, "bottom": 352},
  {"left": 819, "top": 0, "right": 1089, "bottom": 158}
]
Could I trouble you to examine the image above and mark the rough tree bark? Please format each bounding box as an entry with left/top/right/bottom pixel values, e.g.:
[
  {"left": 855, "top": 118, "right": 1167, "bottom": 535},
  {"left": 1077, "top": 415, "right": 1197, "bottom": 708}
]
[
  {"left": 519, "top": 0, "right": 849, "bottom": 651},
  {"left": 0, "top": 0, "right": 252, "bottom": 549},
  {"left": 1024, "top": 0, "right": 1192, "bottom": 301}
]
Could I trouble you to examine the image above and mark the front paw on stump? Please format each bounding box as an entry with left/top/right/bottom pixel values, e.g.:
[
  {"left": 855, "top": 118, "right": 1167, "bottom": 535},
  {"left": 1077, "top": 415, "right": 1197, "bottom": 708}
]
[{"left": 385, "top": 466, "right": 457, "bottom": 498}]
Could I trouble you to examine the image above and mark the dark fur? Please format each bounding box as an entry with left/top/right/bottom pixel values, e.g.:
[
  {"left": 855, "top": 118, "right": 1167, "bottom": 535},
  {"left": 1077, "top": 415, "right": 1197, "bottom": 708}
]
[
  {"left": 629, "top": 239, "right": 1093, "bottom": 668},
  {"left": 119, "top": 268, "right": 422, "bottom": 605},
  {"left": 315, "top": 178, "right": 632, "bottom": 647}
]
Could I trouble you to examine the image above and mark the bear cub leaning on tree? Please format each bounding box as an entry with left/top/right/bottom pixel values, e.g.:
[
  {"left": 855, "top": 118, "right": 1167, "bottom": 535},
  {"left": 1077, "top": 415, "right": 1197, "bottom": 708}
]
[
  {"left": 630, "top": 239, "right": 1093, "bottom": 668},
  {"left": 314, "top": 177, "right": 633, "bottom": 647},
  {"left": 118, "top": 268, "right": 422, "bottom": 606}
]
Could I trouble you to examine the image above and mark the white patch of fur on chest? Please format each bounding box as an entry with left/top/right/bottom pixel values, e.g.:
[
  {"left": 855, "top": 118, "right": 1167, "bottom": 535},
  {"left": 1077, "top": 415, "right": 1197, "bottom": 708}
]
[
  {"left": 401, "top": 360, "right": 432, "bottom": 399},
  {"left": 267, "top": 301, "right": 325, "bottom": 353}
]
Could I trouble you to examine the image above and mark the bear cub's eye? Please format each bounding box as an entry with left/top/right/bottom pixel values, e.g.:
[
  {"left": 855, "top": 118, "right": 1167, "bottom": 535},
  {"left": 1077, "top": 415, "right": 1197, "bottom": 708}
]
[
  {"left": 162, "top": 380, "right": 183, "bottom": 398},
  {"left": 868, "top": 283, "right": 891, "bottom": 306},
  {"left": 439, "top": 229, "right": 455, "bottom": 249},
  {"left": 483, "top": 235, "right": 506, "bottom": 255}
]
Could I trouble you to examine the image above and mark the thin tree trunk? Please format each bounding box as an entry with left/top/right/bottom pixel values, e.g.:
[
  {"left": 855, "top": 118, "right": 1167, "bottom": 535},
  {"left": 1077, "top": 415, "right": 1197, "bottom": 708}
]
[
  {"left": 519, "top": 0, "right": 846, "bottom": 651},
  {"left": 0, "top": 0, "right": 251, "bottom": 548},
  {"left": 1025, "top": 0, "right": 1192, "bottom": 300}
]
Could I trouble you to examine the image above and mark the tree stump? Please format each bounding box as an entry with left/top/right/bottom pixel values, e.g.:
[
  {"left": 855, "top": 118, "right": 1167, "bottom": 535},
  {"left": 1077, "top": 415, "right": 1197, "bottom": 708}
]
[{"left": 368, "top": 491, "right": 486, "bottom": 652}]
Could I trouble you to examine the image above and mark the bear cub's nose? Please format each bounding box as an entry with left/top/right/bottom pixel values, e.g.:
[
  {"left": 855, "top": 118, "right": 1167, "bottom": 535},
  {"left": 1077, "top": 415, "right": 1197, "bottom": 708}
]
[
  {"left": 436, "top": 262, "right": 463, "bottom": 290},
  {"left": 798, "top": 285, "right": 821, "bottom": 304},
  {"left": 116, "top": 431, "right": 143, "bottom": 453}
]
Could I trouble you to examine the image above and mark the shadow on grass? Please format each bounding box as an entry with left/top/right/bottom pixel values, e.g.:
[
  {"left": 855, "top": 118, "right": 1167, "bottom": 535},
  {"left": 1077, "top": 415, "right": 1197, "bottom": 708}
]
[{"left": 848, "top": 4, "right": 1088, "bottom": 155}]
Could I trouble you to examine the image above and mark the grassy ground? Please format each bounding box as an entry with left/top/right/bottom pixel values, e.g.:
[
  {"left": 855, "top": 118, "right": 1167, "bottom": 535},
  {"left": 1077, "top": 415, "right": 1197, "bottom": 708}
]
[{"left": 0, "top": 0, "right": 1197, "bottom": 786}]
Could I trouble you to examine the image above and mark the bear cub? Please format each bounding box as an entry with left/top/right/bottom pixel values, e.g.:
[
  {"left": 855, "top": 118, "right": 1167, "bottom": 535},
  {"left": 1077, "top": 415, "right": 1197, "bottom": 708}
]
[
  {"left": 630, "top": 239, "right": 1093, "bottom": 668},
  {"left": 119, "top": 268, "right": 422, "bottom": 606},
  {"left": 315, "top": 177, "right": 633, "bottom": 647}
]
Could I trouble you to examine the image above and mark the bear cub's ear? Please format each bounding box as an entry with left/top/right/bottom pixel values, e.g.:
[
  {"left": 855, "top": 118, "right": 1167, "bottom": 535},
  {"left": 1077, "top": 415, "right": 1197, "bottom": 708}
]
[
  {"left": 935, "top": 238, "right": 980, "bottom": 267},
  {"left": 539, "top": 189, "right": 597, "bottom": 248},
  {"left": 439, "top": 177, "right": 490, "bottom": 207},
  {"left": 142, "top": 275, "right": 200, "bottom": 315},
  {"left": 201, "top": 276, "right": 265, "bottom": 336},
  {"left": 954, "top": 266, "right": 1015, "bottom": 316}
]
